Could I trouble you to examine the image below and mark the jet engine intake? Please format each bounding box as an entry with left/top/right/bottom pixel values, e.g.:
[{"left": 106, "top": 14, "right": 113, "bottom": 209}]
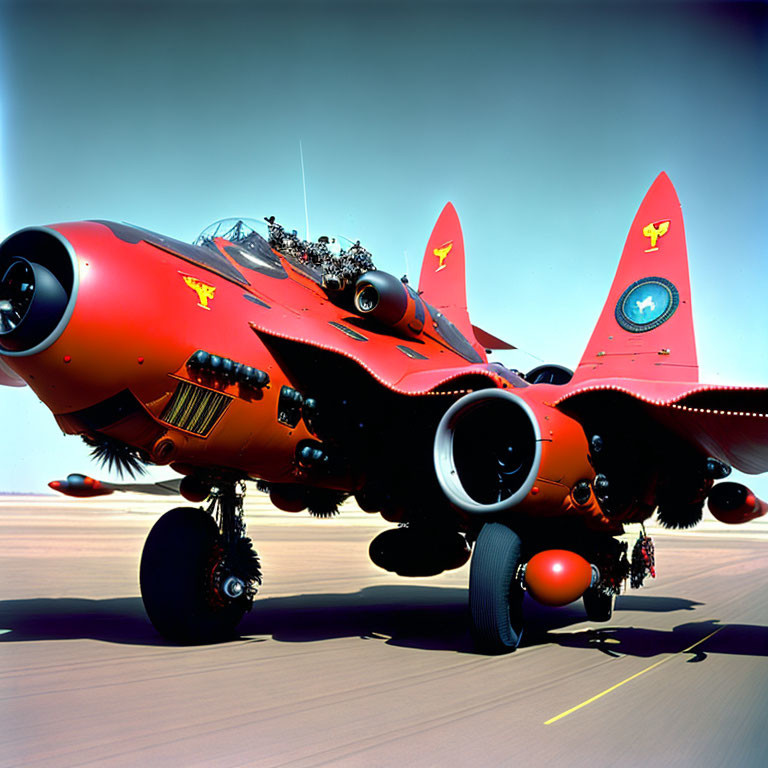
[
  {"left": 0, "top": 228, "right": 77, "bottom": 356},
  {"left": 353, "top": 271, "right": 425, "bottom": 336},
  {"left": 434, "top": 389, "right": 594, "bottom": 516}
]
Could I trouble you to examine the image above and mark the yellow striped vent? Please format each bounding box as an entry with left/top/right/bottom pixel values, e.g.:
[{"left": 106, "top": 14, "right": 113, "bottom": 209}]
[{"left": 160, "top": 381, "right": 232, "bottom": 436}]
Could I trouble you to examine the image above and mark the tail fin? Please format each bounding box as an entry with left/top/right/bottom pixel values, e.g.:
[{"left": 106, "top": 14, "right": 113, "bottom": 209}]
[
  {"left": 418, "top": 202, "right": 487, "bottom": 360},
  {"left": 573, "top": 172, "right": 698, "bottom": 383}
]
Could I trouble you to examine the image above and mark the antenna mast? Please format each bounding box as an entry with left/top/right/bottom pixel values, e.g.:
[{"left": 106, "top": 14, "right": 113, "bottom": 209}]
[{"left": 299, "top": 140, "right": 309, "bottom": 241}]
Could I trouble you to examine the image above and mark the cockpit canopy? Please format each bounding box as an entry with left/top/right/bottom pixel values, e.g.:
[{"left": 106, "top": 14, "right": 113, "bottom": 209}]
[
  {"left": 195, "top": 218, "right": 355, "bottom": 255},
  {"left": 194, "top": 218, "right": 270, "bottom": 246}
]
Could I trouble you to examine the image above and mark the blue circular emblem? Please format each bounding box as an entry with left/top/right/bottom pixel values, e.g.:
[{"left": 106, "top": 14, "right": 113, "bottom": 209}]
[{"left": 615, "top": 277, "right": 679, "bottom": 333}]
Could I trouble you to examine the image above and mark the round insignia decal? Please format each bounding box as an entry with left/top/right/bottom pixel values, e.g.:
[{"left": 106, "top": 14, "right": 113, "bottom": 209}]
[{"left": 615, "top": 276, "right": 679, "bottom": 333}]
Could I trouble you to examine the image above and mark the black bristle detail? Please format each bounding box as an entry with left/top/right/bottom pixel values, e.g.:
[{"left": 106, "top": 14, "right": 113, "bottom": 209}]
[
  {"left": 230, "top": 538, "right": 262, "bottom": 585},
  {"left": 307, "top": 489, "right": 347, "bottom": 518},
  {"left": 656, "top": 502, "right": 703, "bottom": 529},
  {"left": 255, "top": 480, "right": 270, "bottom": 494},
  {"left": 83, "top": 435, "right": 148, "bottom": 479}
]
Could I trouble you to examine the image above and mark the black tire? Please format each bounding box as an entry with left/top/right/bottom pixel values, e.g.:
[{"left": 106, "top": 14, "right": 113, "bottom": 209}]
[
  {"left": 469, "top": 523, "right": 525, "bottom": 653},
  {"left": 582, "top": 588, "right": 615, "bottom": 622},
  {"left": 140, "top": 507, "right": 249, "bottom": 643}
]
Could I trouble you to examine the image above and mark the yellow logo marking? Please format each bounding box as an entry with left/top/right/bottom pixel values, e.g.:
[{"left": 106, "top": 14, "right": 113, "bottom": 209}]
[
  {"left": 182, "top": 275, "right": 216, "bottom": 310},
  {"left": 434, "top": 241, "right": 453, "bottom": 272},
  {"left": 642, "top": 220, "right": 670, "bottom": 252}
]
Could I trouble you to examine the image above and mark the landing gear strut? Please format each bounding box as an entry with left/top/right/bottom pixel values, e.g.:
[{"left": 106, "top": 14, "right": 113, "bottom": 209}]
[{"left": 139, "top": 481, "right": 261, "bottom": 643}]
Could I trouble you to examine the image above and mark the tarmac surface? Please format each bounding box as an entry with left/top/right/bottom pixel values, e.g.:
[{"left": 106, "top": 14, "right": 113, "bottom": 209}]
[{"left": 1, "top": 494, "right": 767, "bottom": 767}]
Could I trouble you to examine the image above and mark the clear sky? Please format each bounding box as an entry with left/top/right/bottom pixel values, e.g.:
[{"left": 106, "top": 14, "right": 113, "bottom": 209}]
[{"left": 1, "top": 0, "right": 766, "bottom": 495}]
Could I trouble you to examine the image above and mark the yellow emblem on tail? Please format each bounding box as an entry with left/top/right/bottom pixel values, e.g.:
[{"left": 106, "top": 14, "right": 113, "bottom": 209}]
[
  {"left": 434, "top": 241, "right": 453, "bottom": 272},
  {"left": 642, "top": 220, "right": 670, "bottom": 252},
  {"left": 182, "top": 274, "right": 216, "bottom": 309}
]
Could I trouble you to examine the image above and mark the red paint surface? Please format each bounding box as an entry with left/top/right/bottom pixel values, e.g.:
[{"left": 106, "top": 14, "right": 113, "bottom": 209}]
[
  {"left": 574, "top": 172, "right": 698, "bottom": 383},
  {"left": 418, "top": 202, "right": 487, "bottom": 360},
  {"left": 524, "top": 549, "right": 593, "bottom": 606}
]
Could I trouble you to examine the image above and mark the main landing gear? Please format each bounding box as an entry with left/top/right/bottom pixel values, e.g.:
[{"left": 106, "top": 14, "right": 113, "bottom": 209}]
[
  {"left": 468, "top": 522, "right": 627, "bottom": 653},
  {"left": 469, "top": 523, "right": 525, "bottom": 653},
  {"left": 139, "top": 481, "right": 261, "bottom": 643}
]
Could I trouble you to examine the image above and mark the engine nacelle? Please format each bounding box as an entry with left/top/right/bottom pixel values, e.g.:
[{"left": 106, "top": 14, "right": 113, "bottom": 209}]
[
  {"left": 369, "top": 528, "right": 470, "bottom": 577},
  {"left": 708, "top": 482, "right": 768, "bottom": 524},
  {"left": 433, "top": 389, "right": 594, "bottom": 516},
  {"left": 353, "top": 271, "right": 425, "bottom": 336},
  {"left": 523, "top": 549, "right": 595, "bottom": 606}
]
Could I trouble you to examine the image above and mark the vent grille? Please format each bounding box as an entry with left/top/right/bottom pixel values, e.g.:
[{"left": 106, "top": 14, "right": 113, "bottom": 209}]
[
  {"left": 328, "top": 321, "right": 367, "bottom": 341},
  {"left": 396, "top": 345, "right": 428, "bottom": 360},
  {"left": 160, "top": 380, "right": 232, "bottom": 436}
]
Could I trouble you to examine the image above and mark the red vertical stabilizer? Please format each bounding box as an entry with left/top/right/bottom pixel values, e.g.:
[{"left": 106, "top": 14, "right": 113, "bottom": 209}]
[
  {"left": 573, "top": 172, "right": 698, "bottom": 383},
  {"left": 418, "top": 203, "right": 487, "bottom": 360}
]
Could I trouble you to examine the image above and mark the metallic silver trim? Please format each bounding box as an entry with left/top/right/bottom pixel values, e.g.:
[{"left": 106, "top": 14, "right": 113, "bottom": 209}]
[
  {"left": 0, "top": 356, "right": 25, "bottom": 386},
  {"left": 433, "top": 389, "right": 543, "bottom": 515},
  {"left": 0, "top": 226, "right": 80, "bottom": 357}
]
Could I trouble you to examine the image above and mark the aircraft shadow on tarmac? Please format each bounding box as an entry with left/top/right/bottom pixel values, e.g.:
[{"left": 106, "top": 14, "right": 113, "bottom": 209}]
[{"left": 1, "top": 588, "right": 766, "bottom": 659}]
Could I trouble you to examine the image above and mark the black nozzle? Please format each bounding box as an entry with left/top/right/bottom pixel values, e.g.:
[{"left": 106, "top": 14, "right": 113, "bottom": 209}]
[
  {"left": 0, "top": 228, "right": 76, "bottom": 355},
  {"left": 0, "top": 258, "right": 68, "bottom": 352}
]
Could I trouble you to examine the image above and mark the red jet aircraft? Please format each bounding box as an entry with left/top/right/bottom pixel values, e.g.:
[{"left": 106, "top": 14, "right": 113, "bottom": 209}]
[{"left": 1, "top": 173, "right": 766, "bottom": 652}]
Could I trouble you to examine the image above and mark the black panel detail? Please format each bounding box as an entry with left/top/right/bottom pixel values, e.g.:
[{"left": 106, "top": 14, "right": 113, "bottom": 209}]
[
  {"left": 278, "top": 386, "right": 304, "bottom": 427},
  {"left": 243, "top": 294, "right": 271, "bottom": 309},
  {"left": 61, "top": 389, "right": 144, "bottom": 431},
  {"left": 328, "top": 321, "right": 368, "bottom": 342},
  {"left": 396, "top": 345, "right": 428, "bottom": 360},
  {"left": 296, "top": 439, "right": 330, "bottom": 470},
  {"left": 225, "top": 239, "right": 287, "bottom": 280},
  {"left": 186, "top": 349, "right": 269, "bottom": 390},
  {"left": 525, "top": 364, "right": 574, "bottom": 385},
  {"left": 160, "top": 381, "right": 231, "bottom": 436},
  {"left": 302, "top": 397, "right": 319, "bottom": 434},
  {"left": 486, "top": 363, "right": 528, "bottom": 387},
  {"left": 406, "top": 286, "right": 426, "bottom": 328},
  {"left": 424, "top": 302, "right": 483, "bottom": 364},
  {"left": 93, "top": 220, "right": 250, "bottom": 287}
]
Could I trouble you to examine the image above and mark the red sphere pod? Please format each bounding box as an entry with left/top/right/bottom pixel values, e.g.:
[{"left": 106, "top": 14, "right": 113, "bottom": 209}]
[
  {"left": 269, "top": 484, "right": 308, "bottom": 513},
  {"left": 708, "top": 482, "right": 768, "bottom": 525},
  {"left": 524, "top": 549, "right": 593, "bottom": 606},
  {"left": 179, "top": 475, "right": 211, "bottom": 503}
]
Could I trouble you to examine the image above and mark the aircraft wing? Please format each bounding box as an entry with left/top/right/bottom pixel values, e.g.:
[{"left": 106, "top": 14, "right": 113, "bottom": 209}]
[
  {"left": 554, "top": 380, "right": 768, "bottom": 475},
  {"left": 247, "top": 275, "right": 506, "bottom": 395}
]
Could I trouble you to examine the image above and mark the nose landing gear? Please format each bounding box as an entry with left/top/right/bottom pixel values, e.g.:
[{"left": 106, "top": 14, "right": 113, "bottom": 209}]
[{"left": 139, "top": 481, "right": 261, "bottom": 644}]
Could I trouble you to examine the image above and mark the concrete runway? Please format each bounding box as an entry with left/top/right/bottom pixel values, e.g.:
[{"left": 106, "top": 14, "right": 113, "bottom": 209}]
[{"left": 1, "top": 495, "right": 767, "bottom": 767}]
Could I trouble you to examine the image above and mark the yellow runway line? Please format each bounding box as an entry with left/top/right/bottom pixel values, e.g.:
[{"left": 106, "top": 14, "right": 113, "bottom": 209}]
[{"left": 544, "top": 625, "right": 726, "bottom": 725}]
